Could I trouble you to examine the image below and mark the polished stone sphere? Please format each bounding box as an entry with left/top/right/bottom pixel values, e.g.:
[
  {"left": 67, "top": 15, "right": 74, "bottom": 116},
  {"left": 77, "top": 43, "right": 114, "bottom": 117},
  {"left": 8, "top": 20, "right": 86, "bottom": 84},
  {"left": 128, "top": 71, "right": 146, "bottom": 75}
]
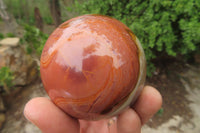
[{"left": 40, "top": 14, "right": 146, "bottom": 120}]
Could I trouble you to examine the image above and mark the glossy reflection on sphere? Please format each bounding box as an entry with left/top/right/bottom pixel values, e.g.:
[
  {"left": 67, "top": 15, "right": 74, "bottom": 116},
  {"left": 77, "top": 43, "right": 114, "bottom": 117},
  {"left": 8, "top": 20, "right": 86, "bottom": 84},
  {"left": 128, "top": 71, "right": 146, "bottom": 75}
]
[{"left": 40, "top": 14, "right": 146, "bottom": 120}]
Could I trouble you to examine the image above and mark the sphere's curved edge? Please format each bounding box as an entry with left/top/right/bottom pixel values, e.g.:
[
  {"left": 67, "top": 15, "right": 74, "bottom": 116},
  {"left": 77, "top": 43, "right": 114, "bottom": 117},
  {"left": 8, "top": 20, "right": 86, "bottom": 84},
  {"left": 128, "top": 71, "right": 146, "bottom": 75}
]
[{"left": 105, "top": 37, "right": 146, "bottom": 119}]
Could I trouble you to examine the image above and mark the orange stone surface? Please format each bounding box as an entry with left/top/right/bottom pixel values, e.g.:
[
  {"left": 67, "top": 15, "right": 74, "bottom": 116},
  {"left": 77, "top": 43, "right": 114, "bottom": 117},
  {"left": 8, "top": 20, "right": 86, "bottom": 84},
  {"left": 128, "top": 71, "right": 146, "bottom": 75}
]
[{"left": 40, "top": 15, "right": 146, "bottom": 120}]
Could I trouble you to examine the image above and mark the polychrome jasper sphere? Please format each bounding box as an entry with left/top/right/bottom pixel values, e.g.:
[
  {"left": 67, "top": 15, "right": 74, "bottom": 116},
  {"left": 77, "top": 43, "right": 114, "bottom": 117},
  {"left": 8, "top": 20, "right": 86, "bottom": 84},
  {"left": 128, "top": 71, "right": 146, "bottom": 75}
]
[{"left": 40, "top": 14, "right": 146, "bottom": 120}]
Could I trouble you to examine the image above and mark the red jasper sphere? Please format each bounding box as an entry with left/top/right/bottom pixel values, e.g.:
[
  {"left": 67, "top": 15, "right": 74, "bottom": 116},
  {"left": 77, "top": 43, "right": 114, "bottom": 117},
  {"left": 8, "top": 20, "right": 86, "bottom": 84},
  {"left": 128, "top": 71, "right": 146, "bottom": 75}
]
[{"left": 40, "top": 14, "right": 146, "bottom": 120}]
